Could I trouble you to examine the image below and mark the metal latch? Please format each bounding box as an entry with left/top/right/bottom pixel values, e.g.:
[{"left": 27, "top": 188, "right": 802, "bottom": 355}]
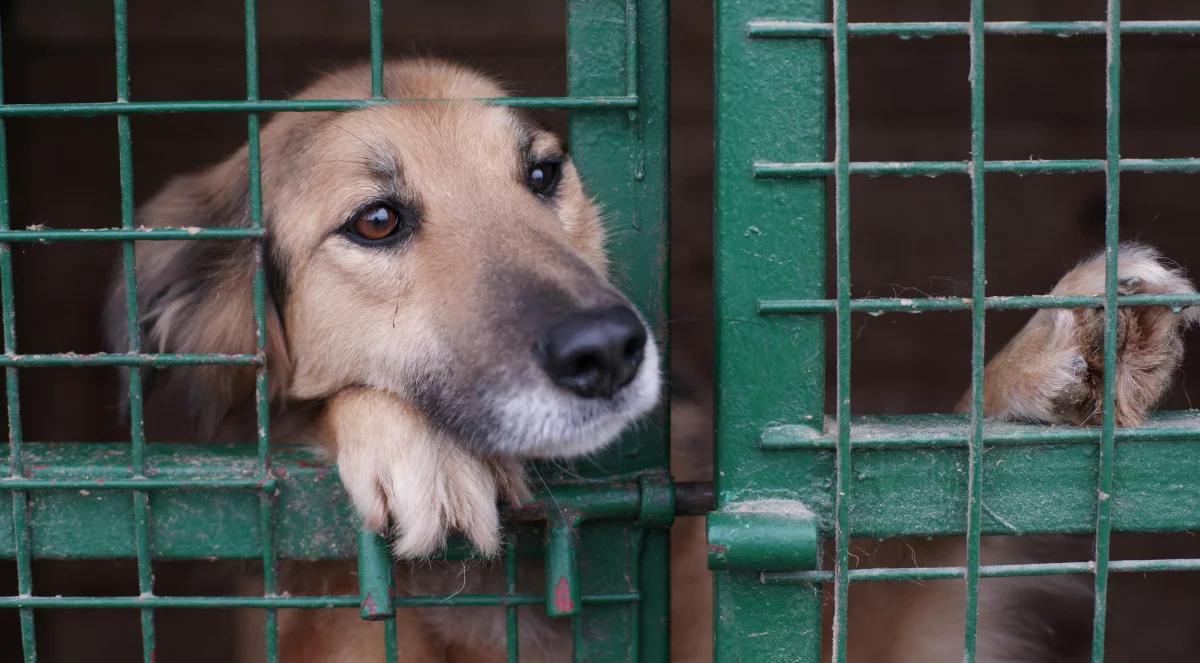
[{"left": 707, "top": 499, "right": 819, "bottom": 571}]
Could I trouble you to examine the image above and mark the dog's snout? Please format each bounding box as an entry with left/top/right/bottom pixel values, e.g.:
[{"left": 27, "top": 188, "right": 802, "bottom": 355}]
[{"left": 534, "top": 306, "right": 647, "bottom": 399}]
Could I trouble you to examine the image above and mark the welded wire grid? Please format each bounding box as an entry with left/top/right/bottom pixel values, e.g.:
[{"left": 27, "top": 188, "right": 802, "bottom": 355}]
[
  {"left": 745, "top": 6, "right": 1200, "bottom": 663},
  {"left": 0, "top": 1, "right": 665, "bottom": 662}
]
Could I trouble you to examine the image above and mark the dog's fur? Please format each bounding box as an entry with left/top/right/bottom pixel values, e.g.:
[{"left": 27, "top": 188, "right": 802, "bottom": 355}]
[
  {"left": 108, "top": 59, "right": 659, "bottom": 661},
  {"left": 110, "top": 58, "right": 1200, "bottom": 662}
]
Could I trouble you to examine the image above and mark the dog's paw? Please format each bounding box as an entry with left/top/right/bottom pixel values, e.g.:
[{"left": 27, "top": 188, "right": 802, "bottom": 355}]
[
  {"left": 978, "top": 244, "right": 1198, "bottom": 426},
  {"left": 325, "top": 388, "right": 528, "bottom": 558}
]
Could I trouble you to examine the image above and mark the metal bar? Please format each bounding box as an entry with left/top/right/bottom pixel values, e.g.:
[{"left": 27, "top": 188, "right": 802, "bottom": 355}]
[
  {"left": 242, "top": 0, "right": 278, "bottom": 658},
  {"left": 629, "top": 531, "right": 644, "bottom": 661},
  {"left": 0, "top": 353, "right": 261, "bottom": 367},
  {"left": 0, "top": 477, "right": 274, "bottom": 490},
  {"left": 625, "top": 0, "right": 639, "bottom": 101},
  {"left": 112, "top": 0, "right": 156, "bottom": 657},
  {"left": 0, "top": 9, "right": 36, "bottom": 658},
  {"left": 1093, "top": 2, "right": 1122, "bottom": 660},
  {"left": 830, "top": 0, "right": 852, "bottom": 658},
  {"left": 766, "top": 558, "right": 1200, "bottom": 584},
  {"left": 963, "top": 0, "right": 986, "bottom": 659},
  {"left": 0, "top": 592, "right": 642, "bottom": 609},
  {"left": 760, "top": 412, "right": 1200, "bottom": 450},
  {"left": 0, "top": 97, "right": 640, "bottom": 117},
  {"left": 384, "top": 617, "right": 398, "bottom": 663},
  {"left": 757, "top": 293, "right": 1200, "bottom": 314},
  {"left": 356, "top": 530, "right": 396, "bottom": 620},
  {"left": 504, "top": 539, "right": 520, "bottom": 663},
  {"left": 0, "top": 227, "right": 264, "bottom": 242},
  {"left": 368, "top": 0, "right": 384, "bottom": 99},
  {"left": 753, "top": 158, "right": 1200, "bottom": 178},
  {"left": 747, "top": 19, "right": 1200, "bottom": 38}
]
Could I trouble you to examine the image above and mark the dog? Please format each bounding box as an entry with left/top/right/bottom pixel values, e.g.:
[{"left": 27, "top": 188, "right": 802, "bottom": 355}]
[
  {"left": 107, "top": 59, "right": 660, "bottom": 661},
  {"left": 109, "top": 58, "right": 1200, "bottom": 662}
]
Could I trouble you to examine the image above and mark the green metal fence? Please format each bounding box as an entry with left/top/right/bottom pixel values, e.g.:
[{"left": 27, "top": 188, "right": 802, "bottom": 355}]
[
  {"left": 0, "top": 1, "right": 672, "bottom": 661},
  {"left": 713, "top": 1, "right": 1200, "bottom": 662}
]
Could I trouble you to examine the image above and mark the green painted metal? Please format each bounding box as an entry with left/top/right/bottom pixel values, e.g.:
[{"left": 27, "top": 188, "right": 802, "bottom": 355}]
[
  {"left": 1092, "top": 3, "right": 1123, "bottom": 660},
  {"left": 357, "top": 531, "right": 395, "bottom": 620},
  {"left": 706, "top": 508, "right": 818, "bottom": 572},
  {"left": 713, "top": 0, "right": 827, "bottom": 661},
  {"left": 0, "top": 8, "right": 36, "bottom": 660},
  {"left": 962, "top": 0, "right": 986, "bottom": 658},
  {"left": 544, "top": 513, "right": 583, "bottom": 618},
  {"left": 747, "top": 19, "right": 1200, "bottom": 38},
  {"left": 759, "top": 293, "right": 1200, "bottom": 314},
  {"left": 2, "top": 1, "right": 671, "bottom": 661},
  {"left": 713, "top": 2, "right": 1200, "bottom": 662},
  {"left": 0, "top": 97, "right": 640, "bottom": 117},
  {"left": 754, "top": 157, "right": 1200, "bottom": 177},
  {"left": 562, "top": 1, "right": 671, "bottom": 661}
]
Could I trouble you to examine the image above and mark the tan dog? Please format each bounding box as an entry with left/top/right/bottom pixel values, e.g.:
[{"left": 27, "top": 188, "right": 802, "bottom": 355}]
[
  {"left": 108, "top": 59, "right": 660, "bottom": 661},
  {"left": 110, "top": 58, "right": 1199, "bottom": 662}
]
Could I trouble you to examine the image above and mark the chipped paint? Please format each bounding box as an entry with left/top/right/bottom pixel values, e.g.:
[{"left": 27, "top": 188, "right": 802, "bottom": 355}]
[{"left": 553, "top": 576, "right": 574, "bottom": 614}]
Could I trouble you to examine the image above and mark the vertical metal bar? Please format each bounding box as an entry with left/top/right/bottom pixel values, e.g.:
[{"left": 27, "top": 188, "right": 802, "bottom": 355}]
[
  {"left": 830, "top": 0, "right": 852, "bottom": 660},
  {"left": 0, "top": 13, "right": 36, "bottom": 662},
  {"left": 1093, "top": 0, "right": 1122, "bottom": 660},
  {"left": 714, "top": 0, "right": 826, "bottom": 657},
  {"left": 627, "top": 531, "right": 644, "bottom": 662},
  {"left": 368, "top": 0, "right": 384, "bottom": 98},
  {"left": 624, "top": 0, "right": 639, "bottom": 100},
  {"left": 384, "top": 616, "right": 398, "bottom": 663},
  {"left": 636, "top": 529, "right": 670, "bottom": 663},
  {"left": 243, "top": 1, "right": 276, "bottom": 660},
  {"left": 624, "top": 0, "right": 645, "bottom": 180},
  {"left": 504, "top": 538, "right": 520, "bottom": 663},
  {"left": 357, "top": 530, "right": 395, "bottom": 620},
  {"left": 113, "top": 1, "right": 155, "bottom": 660},
  {"left": 567, "top": 1, "right": 671, "bottom": 657},
  {"left": 544, "top": 514, "right": 581, "bottom": 618},
  {"left": 963, "top": 1, "right": 987, "bottom": 661}
]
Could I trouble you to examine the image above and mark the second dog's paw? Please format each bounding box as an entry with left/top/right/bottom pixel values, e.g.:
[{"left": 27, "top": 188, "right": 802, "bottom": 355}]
[
  {"left": 326, "top": 388, "right": 528, "bottom": 558},
  {"left": 979, "top": 244, "right": 1198, "bottom": 426}
]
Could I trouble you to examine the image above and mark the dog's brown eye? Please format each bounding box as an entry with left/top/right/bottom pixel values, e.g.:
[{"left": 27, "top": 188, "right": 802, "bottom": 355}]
[
  {"left": 527, "top": 159, "right": 562, "bottom": 197},
  {"left": 350, "top": 205, "right": 401, "bottom": 242}
]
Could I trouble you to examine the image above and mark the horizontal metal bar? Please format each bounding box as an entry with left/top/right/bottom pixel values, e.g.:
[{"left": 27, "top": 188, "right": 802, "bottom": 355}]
[
  {"left": 753, "top": 158, "right": 1200, "bottom": 178},
  {"left": 758, "top": 294, "right": 1200, "bottom": 315},
  {"left": 0, "top": 477, "right": 273, "bottom": 490},
  {"left": 0, "top": 228, "right": 263, "bottom": 242},
  {"left": 0, "top": 591, "right": 640, "bottom": 609},
  {"left": 764, "top": 558, "right": 1200, "bottom": 584},
  {"left": 0, "top": 353, "right": 261, "bottom": 367},
  {"left": 0, "top": 443, "right": 688, "bottom": 560},
  {"left": 761, "top": 411, "right": 1200, "bottom": 450},
  {"left": 0, "top": 96, "right": 639, "bottom": 119},
  {"left": 752, "top": 411, "right": 1200, "bottom": 537},
  {"left": 748, "top": 20, "right": 1200, "bottom": 39}
]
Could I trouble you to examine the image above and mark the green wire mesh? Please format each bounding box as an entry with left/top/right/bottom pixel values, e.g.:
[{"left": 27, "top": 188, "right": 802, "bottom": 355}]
[
  {"left": 1, "top": 1, "right": 670, "bottom": 662},
  {"left": 714, "top": 2, "right": 1200, "bottom": 662}
]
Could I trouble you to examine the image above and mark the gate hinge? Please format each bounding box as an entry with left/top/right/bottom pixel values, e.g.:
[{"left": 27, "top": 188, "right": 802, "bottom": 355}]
[{"left": 706, "top": 499, "right": 819, "bottom": 571}]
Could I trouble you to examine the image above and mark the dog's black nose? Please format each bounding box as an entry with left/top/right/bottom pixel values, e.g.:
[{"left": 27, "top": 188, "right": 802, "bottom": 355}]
[{"left": 535, "top": 306, "right": 648, "bottom": 399}]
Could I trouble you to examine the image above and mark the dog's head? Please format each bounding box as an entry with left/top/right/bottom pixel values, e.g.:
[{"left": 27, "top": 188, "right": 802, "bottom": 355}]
[{"left": 112, "top": 59, "right": 660, "bottom": 458}]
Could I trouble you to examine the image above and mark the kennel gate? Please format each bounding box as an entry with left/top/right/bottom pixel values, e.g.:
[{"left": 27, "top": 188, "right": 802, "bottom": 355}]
[
  {"left": 0, "top": 1, "right": 677, "bottom": 661},
  {"left": 711, "top": 0, "right": 1200, "bottom": 661}
]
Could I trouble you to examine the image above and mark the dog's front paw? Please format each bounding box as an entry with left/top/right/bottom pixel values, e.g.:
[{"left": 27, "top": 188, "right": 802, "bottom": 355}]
[
  {"left": 977, "top": 244, "right": 1198, "bottom": 426},
  {"left": 325, "top": 388, "right": 528, "bottom": 558}
]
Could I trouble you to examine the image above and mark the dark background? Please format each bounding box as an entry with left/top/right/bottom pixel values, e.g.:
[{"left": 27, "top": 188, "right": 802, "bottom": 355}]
[{"left": 2, "top": 0, "right": 1200, "bottom": 660}]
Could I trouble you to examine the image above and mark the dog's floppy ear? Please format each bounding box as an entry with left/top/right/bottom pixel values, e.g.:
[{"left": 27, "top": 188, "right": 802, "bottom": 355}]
[{"left": 106, "top": 148, "right": 292, "bottom": 436}]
